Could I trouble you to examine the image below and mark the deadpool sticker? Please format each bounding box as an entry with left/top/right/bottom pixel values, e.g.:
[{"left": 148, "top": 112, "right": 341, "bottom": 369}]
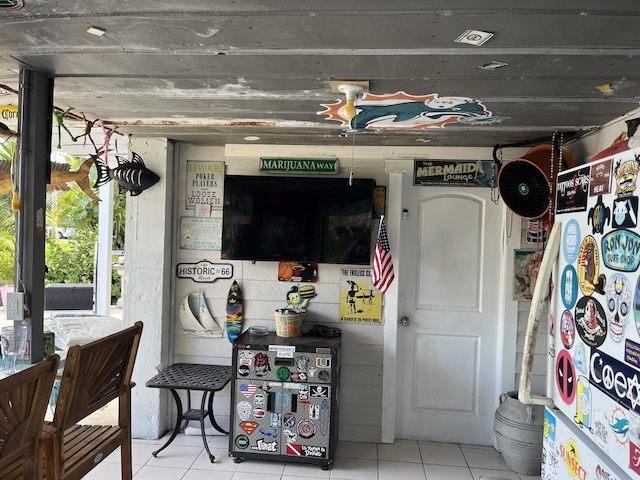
[
  {"left": 574, "top": 296, "right": 607, "bottom": 348},
  {"left": 556, "top": 349, "right": 576, "bottom": 405}
]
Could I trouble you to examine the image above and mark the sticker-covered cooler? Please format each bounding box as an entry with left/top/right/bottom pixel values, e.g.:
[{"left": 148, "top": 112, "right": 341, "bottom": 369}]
[
  {"left": 548, "top": 146, "right": 640, "bottom": 478},
  {"left": 229, "top": 331, "right": 340, "bottom": 468}
]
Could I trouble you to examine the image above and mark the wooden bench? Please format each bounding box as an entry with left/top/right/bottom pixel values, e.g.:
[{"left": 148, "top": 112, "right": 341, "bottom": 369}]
[
  {"left": 0, "top": 355, "right": 60, "bottom": 480},
  {"left": 39, "top": 321, "right": 143, "bottom": 480}
]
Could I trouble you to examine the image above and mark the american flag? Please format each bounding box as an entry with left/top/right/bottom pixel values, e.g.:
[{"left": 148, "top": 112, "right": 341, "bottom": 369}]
[{"left": 372, "top": 216, "right": 394, "bottom": 293}]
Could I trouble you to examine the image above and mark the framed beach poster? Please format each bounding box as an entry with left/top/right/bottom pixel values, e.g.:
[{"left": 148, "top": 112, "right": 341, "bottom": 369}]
[{"left": 513, "top": 249, "right": 537, "bottom": 301}]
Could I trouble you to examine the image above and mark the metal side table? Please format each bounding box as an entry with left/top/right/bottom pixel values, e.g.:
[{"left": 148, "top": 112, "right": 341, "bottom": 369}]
[{"left": 145, "top": 363, "right": 232, "bottom": 462}]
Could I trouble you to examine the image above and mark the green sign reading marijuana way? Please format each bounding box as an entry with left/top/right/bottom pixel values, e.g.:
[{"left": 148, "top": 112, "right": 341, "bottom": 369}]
[{"left": 259, "top": 158, "right": 339, "bottom": 174}]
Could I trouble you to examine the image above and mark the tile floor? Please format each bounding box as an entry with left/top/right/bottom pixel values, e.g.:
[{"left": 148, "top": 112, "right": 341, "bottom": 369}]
[{"left": 83, "top": 433, "right": 540, "bottom": 480}]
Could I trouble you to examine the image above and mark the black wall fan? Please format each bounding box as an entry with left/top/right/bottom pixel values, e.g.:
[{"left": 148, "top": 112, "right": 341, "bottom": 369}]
[
  {"left": 494, "top": 136, "right": 576, "bottom": 219},
  {"left": 498, "top": 158, "right": 551, "bottom": 219}
]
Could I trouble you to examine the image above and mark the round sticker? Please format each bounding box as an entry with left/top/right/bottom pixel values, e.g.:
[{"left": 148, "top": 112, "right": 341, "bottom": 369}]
[
  {"left": 563, "top": 219, "right": 581, "bottom": 264},
  {"left": 238, "top": 365, "right": 250, "bottom": 377},
  {"left": 276, "top": 366, "right": 291, "bottom": 381},
  {"left": 283, "top": 412, "right": 296, "bottom": 428},
  {"left": 574, "top": 296, "right": 607, "bottom": 348},
  {"left": 561, "top": 265, "right": 579, "bottom": 310},
  {"left": 297, "top": 419, "right": 316, "bottom": 439},
  {"left": 253, "top": 407, "right": 266, "bottom": 419},
  {"left": 556, "top": 349, "right": 576, "bottom": 405},
  {"left": 560, "top": 310, "right": 575, "bottom": 349},
  {"left": 577, "top": 236, "right": 606, "bottom": 296},
  {"left": 565, "top": 439, "right": 581, "bottom": 478},
  {"left": 318, "top": 370, "right": 330, "bottom": 382},
  {"left": 633, "top": 276, "right": 640, "bottom": 336},
  {"left": 237, "top": 401, "right": 252, "bottom": 421},
  {"left": 235, "top": 435, "right": 249, "bottom": 449},
  {"left": 606, "top": 273, "right": 631, "bottom": 342}
]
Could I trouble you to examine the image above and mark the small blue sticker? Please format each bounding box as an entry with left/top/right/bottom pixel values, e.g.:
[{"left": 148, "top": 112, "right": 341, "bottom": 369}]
[
  {"left": 563, "top": 219, "right": 580, "bottom": 264},
  {"left": 561, "top": 265, "right": 578, "bottom": 310}
]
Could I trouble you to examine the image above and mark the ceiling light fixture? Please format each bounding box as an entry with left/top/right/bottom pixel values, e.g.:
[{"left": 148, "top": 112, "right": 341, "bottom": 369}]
[
  {"left": 244, "top": 136, "right": 260, "bottom": 141},
  {"left": 338, "top": 84, "right": 364, "bottom": 120},
  {"left": 455, "top": 30, "right": 494, "bottom": 46},
  {"left": 596, "top": 83, "right": 614, "bottom": 94}
]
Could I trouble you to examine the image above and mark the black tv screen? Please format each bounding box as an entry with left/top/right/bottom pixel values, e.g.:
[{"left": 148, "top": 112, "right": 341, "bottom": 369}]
[{"left": 221, "top": 175, "right": 375, "bottom": 264}]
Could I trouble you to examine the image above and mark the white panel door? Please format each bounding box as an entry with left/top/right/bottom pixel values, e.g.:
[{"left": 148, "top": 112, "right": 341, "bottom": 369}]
[{"left": 396, "top": 176, "right": 504, "bottom": 444}]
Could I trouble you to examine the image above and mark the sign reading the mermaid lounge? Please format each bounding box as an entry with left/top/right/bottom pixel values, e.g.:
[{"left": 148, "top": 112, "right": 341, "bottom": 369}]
[
  {"left": 260, "top": 158, "right": 338, "bottom": 174},
  {"left": 414, "top": 160, "right": 493, "bottom": 187}
]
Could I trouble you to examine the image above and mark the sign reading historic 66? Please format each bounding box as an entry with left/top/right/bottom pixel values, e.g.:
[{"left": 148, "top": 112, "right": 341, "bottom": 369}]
[{"left": 176, "top": 260, "right": 233, "bottom": 283}]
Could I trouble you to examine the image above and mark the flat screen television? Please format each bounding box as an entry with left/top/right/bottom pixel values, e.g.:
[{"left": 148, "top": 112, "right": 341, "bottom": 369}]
[{"left": 221, "top": 175, "right": 376, "bottom": 264}]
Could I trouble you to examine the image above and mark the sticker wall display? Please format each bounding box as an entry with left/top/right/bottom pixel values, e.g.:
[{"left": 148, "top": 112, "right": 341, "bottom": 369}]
[{"left": 549, "top": 146, "right": 640, "bottom": 479}]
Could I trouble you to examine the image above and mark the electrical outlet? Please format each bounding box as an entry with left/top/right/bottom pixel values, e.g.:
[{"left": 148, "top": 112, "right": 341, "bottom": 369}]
[{"left": 6, "top": 292, "right": 24, "bottom": 321}]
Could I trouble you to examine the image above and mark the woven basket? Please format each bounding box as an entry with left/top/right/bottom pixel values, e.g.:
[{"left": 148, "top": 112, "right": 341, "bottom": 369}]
[{"left": 274, "top": 309, "right": 305, "bottom": 337}]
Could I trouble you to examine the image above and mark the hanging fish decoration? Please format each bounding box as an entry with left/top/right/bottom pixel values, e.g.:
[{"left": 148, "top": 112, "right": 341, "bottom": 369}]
[
  {"left": 92, "top": 151, "right": 160, "bottom": 196},
  {"left": 0, "top": 157, "right": 101, "bottom": 202}
]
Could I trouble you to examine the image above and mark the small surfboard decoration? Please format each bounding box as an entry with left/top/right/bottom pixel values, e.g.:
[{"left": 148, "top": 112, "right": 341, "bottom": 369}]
[
  {"left": 226, "top": 280, "right": 244, "bottom": 342},
  {"left": 92, "top": 151, "right": 160, "bottom": 196}
]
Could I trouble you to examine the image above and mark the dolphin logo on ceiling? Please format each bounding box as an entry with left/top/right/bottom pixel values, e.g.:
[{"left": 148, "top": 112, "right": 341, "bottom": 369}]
[{"left": 317, "top": 91, "right": 503, "bottom": 132}]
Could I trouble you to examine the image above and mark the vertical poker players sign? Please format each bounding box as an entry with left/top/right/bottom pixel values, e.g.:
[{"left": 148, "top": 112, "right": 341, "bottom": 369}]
[{"left": 185, "top": 161, "right": 225, "bottom": 210}]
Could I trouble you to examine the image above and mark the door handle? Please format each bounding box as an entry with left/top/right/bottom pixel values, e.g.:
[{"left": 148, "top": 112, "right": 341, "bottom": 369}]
[{"left": 400, "top": 316, "right": 410, "bottom": 327}]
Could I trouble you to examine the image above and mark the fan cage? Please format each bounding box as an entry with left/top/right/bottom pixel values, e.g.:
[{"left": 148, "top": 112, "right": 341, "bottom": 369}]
[{"left": 498, "top": 159, "right": 551, "bottom": 219}]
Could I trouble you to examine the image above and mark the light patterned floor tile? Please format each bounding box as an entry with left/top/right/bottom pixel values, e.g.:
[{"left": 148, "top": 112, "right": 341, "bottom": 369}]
[
  {"left": 378, "top": 439, "right": 422, "bottom": 463},
  {"left": 460, "top": 446, "right": 508, "bottom": 470},
  {"left": 283, "top": 461, "right": 332, "bottom": 478},
  {"left": 472, "top": 468, "right": 521, "bottom": 480},
  {"left": 378, "top": 460, "right": 427, "bottom": 480},
  {"left": 144, "top": 444, "right": 203, "bottom": 468},
  {"left": 419, "top": 442, "right": 467, "bottom": 467},
  {"left": 424, "top": 464, "right": 474, "bottom": 480},
  {"left": 130, "top": 465, "right": 188, "bottom": 480},
  {"left": 329, "top": 457, "right": 378, "bottom": 480},
  {"left": 336, "top": 441, "right": 378, "bottom": 460}
]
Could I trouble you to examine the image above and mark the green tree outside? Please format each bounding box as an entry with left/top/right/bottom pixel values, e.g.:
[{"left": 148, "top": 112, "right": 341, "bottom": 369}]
[{"left": 0, "top": 143, "right": 124, "bottom": 304}]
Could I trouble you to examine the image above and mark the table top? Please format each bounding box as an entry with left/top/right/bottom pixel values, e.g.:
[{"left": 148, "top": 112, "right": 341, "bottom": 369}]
[{"left": 145, "top": 363, "right": 232, "bottom": 392}]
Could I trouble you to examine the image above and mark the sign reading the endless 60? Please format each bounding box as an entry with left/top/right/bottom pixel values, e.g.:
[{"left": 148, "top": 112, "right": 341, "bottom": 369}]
[{"left": 185, "top": 161, "right": 225, "bottom": 210}]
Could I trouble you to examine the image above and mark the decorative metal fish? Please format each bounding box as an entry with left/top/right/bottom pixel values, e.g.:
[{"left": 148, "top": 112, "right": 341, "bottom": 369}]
[
  {"left": 92, "top": 151, "right": 160, "bottom": 196},
  {"left": 0, "top": 157, "right": 101, "bottom": 202}
]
